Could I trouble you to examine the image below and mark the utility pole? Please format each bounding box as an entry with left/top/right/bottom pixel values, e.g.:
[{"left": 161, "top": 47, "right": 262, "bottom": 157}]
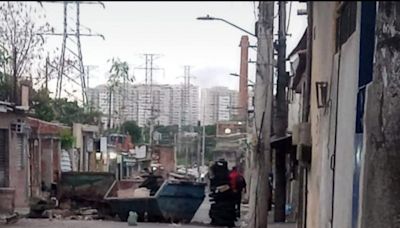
[
  {"left": 185, "top": 66, "right": 193, "bottom": 167},
  {"left": 185, "top": 140, "right": 188, "bottom": 175},
  {"left": 197, "top": 120, "right": 201, "bottom": 181},
  {"left": 274, "top": 1, "right": 288, "bottom": 222},
  {"left": 85, "top": 65, "right": 98, "bottom": 90},
  {"left": 45, "top": 55, "right": 49, "bottom": 91},
  {"left": 248, "top": 1, "right": 274, "bottom": 228},
  {"left": 86, "top": 65, "right": 98, "bottom": 112},
  {"left": 107, "top": 86, "right": 112, "bottom": 129},
  {"left": 178, "top": 96, "right": 182, "bottom": 167},
  {"left": 135, "top": 54, "right": 162, "bottom": 162},
  {"left": 177, "top": 66, "right": 196, "bottom": 170},
  {"left": 12, "top": 47, "right": 17, "bottom": 105},
  {"left": 202, "top": 103, "right": 206, "bottom": 167},
  {"left": 183, "top": 65, "right": 194, "bottom": 130}
]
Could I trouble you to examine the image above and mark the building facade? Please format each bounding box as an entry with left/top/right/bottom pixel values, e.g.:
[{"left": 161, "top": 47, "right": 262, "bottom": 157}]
[
  {"left": 200, "top": 87, "right": 239, "bottom": 125},
  {"left": 88, "top": 83, "right": 200, "bottom": 128},
  {"left": 287, "top": 2, "right": 382, "bottom": 228}
]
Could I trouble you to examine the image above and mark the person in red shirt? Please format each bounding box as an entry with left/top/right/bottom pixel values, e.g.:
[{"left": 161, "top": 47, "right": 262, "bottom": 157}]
[{"left": 229, "top": 166, "right": 246, "bottom": 219}]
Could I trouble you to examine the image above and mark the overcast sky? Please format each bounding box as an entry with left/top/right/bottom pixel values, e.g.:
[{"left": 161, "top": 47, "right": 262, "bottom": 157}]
[{"left": 36, "top": 1, "right": 307, "bottom": 99}]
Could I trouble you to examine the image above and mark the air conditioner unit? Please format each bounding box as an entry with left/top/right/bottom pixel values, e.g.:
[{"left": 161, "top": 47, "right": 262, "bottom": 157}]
[{"left": 11, "top": 122, "right": 25, "bottom": 134}]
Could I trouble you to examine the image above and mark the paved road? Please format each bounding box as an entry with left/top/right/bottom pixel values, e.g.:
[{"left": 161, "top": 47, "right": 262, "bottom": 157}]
[
  {"left": 10, "top": 190, "right": 295, "bottom": 228},
  {"left": 6, "top": 219, "right": 215, "bottom": 228},
  {"left": 7, "top": 219, "right": 296, "bottom": 228}
]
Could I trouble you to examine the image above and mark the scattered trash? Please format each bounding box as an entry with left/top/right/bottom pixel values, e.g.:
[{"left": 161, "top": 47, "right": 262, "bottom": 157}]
[
  {"left": 79, "top": 208, "right": 98, "bottom": 216},
  {"left": 127, "top": 211, "right": 138, "bottom": 226},
  {"left": 117, "top": 187, "right": 150, "bottom": 198},
  {"left": 28, "top": 197, "right": 56, "bottom": 218},
  {"left": 48, "top": 210, "right": 53, "bottom": 221},
  {"left": 0, "top": 213, "right": 19, "bottom": 225}
]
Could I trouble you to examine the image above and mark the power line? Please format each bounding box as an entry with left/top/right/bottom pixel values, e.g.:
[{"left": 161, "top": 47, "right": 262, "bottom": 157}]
[
  {"left": 253, "top": 1, "right": 258, "bottom": 23},
  {"left": 40, "top": 1, "right": 105, "bottom": 105},
  {"left": 286, "top": 1, "right": 292, "bottom": 33}
]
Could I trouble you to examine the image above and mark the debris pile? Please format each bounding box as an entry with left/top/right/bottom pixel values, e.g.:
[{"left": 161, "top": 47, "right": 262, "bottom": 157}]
[
  {"left": 0, "top": 187, "right": 20, "bottom": 225},
  {"left": 28, "top": 195, "right": 114, "bottom": 221},
  {"left": 117, "top": 187, "right": 150, "bottom": 198}
]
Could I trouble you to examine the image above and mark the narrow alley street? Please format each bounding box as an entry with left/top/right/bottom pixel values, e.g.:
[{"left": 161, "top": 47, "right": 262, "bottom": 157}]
[
  {"left": 7, "top": 194, "right": 295, "bottom": 228},
  {"left": 4, "top": 1, "right": 399, "bottom": 228},
  {"left": 7, "top": 219, "right": 296, "bottom": 228}
]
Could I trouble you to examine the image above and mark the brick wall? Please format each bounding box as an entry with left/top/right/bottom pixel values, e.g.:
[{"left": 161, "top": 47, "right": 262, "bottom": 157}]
[{"left": 154, "top": 145, "right": 175, "bottom": 177}]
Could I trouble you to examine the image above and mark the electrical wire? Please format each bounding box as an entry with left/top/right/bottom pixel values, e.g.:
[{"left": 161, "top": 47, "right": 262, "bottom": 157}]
[{"left": 286, "top": 1, "right": 292, "bottom": 33}]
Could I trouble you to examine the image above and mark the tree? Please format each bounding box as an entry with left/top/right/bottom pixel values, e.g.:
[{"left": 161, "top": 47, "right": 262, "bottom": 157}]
[
  {"left": 121, "top": 121, "right": 142, "bottom": 144},
  {"left": 205, "top": 125, "right": 216, "bottom": 135},
  {"left": 82, "top": 109, "right": 102, "bottom": 126},
  {"left": 60, "top": 129, "right": 75, "bottom": 150},
  {"left": 108, "top": 58, "right": 131, "bottom": 87},
  {"left": 52, "top": 98, "right": 84, "bottom": 125},
  {"left": 0, "top": 45, "right": 11, "bottom": 101},
  {"left": 107, "top": 58, "right": 133, "bottom": 128},
  {"left": 30, "top": 86, "right": 102, "bottom": 126},
  {"left": 31, "top": 87, "right": 54, "bottom": 121},
  {"left": 0, "top": 2, "right": 50, "bottom": 79}
]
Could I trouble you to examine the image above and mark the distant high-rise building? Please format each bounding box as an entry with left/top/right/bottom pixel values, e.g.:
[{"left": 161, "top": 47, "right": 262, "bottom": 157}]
[
  {"left": 171, "top": 84, "right": 199, "bottom": 126},
  {"left": 87, "top": 83, "right": 199, "bottom": 128},
  {"left": 200, "top": 87, "right": 239, "bottom": 125}
]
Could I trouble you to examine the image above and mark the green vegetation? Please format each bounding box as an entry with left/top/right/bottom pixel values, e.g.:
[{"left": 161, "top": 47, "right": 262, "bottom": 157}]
[
  {"left": 60, "top": 129, "right": 75, "bottom": 149},
  {"left": 120, "top": 121, "right": 142, "bottom": 144},
  {"left": 31, "top": 88, "right": 102, "bottom": 126}
]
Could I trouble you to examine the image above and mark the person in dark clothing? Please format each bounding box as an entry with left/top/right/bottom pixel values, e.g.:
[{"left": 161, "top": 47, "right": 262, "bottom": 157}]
[
  {"left": 229, "top": 166, "right": 246, "bottom": 219},
  {"left": 139, "top": 169, "right": 162, "bottom": 195}
]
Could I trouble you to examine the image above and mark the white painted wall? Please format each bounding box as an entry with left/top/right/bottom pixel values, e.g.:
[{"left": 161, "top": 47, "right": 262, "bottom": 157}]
[
  {"left": 308, "top": 3, "right": 337, "bottom": 228},
  {"left": 308, "top": 2, "right": 362, "bottom": 228},
  {"left": 332, "top": 4, "right": 361, "bottom": 227},
  {"left": 288, "top": 93, "right": 301, "bottom": 133}
]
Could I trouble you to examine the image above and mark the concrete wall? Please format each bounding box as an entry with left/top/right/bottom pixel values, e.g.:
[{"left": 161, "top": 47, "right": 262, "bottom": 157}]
[
  {"left": 308, "top": 2, "right": 361, "bottom": 228},
  {"left": 332, "top": 5, "right": 361, "bottom": 227},
  {"left": 308, "top": 3, "right": 337, "bottom": 227},
  {"left": 9, "top": 131, "right": 29, "bottom": 207},
  {"left": 0, "top": 113, "right": 29, "bottom": 207},
  {"left": 73, "top": 123, "right": 99, "bottom": 171},
  {"left": 360, "top": 2, "right": 400, "bottom": 227},
  {"left": 288, "top": 93, "right": 301, "bottom": 133},
  {"left": 41, "top": 139, "right": 53, "bottom": 187}
]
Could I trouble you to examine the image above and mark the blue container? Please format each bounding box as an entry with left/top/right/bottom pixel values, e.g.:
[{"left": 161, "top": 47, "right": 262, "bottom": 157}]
[
  {"left": 104, "top": 180, "right": 206, "bottom": 223},
  {"left": 158, "top": 181, "right": 206, "bottom": 223}
]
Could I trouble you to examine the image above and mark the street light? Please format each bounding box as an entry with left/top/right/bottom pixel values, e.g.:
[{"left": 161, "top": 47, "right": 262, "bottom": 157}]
[
  {"left": 229, "top": 73, "right": 255, "bottom": 86},
  {"left": 196, "top": 14, "right": 256, "bottom": 37}
]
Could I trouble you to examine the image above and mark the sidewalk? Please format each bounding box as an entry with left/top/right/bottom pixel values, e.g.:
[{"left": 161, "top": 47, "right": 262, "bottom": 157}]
[
  {"left": 240, "top": 204, "right": 296, "bottom": 228},
  {"left": 192, "top": 197, "right": 296, "bottom": 228}
]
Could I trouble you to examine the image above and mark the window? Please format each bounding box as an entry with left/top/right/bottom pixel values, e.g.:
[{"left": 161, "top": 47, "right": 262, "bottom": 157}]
[
  {"left": 336, "top": 1, "right": 357, "bottom": 51},
  {"left": 0, "top": 130, "right": 8, "bottom": 187},
  {"left": 16, "top": 135, "right": 25, "bottom": 170}
]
